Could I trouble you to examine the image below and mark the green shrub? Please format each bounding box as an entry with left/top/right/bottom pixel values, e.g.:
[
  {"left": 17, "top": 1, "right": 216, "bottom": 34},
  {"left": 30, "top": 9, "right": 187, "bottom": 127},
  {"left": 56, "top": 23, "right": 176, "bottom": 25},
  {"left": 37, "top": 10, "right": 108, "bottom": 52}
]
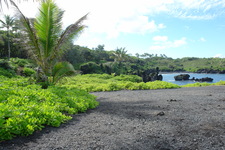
[
  {"left": 113, "top": 74, "right": 142, "bottom": 82},
  {"left": 59, "top": 74, "right": 181, "bottom": 92},
  {"left": 212, "top": 80, "right": 225, "bottom": 86},
  {"left": 182, "top": 81, "right": 225, "bottom": 87},
  {"left": 182, "top": 82, "right": 211, "bottom": 87},
  {"left": 0, "top": 68, "right": 15, "bottom": 78},
  {"left": 23, "top": 67, "right": 36, "bottom": 77},
  {"left": 0, "top": 60, "right": 13, "bottom": 70},
  {"left": 0, "top": 77, "right": 99, "bottom": 141},
  {"left": 80, "top": 62, "right": 102, "bottom": 74},
  {"left": 13, "top": 58, "right": 29, "bottom": 67}
]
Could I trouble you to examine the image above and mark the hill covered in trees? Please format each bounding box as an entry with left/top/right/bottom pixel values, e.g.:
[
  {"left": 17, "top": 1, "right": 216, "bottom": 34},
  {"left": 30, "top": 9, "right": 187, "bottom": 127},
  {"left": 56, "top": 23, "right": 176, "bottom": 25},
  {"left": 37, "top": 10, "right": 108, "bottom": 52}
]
[
  {"left": 1, "top": 37, "right": 225, "bottom": 75},
  {"left": 0, "top": 14, "right": 224, "bottom": 75},
  {"left": 61, "top": 44, "right": 225, "bottom": 74}
]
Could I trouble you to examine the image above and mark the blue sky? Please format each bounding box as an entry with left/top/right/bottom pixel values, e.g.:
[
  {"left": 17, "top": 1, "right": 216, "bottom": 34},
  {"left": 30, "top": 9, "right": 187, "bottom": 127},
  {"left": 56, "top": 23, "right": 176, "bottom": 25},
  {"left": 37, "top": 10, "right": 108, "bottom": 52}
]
[{"left": 1, "top": 0, "right": 225, "bottom": 58}]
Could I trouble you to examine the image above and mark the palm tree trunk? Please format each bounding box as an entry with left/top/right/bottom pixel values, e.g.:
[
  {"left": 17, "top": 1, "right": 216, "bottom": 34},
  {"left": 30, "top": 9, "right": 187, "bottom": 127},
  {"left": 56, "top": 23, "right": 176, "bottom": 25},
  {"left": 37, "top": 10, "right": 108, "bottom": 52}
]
[{"left": 7, "top": 28, "right": 10, "bottom": 60}]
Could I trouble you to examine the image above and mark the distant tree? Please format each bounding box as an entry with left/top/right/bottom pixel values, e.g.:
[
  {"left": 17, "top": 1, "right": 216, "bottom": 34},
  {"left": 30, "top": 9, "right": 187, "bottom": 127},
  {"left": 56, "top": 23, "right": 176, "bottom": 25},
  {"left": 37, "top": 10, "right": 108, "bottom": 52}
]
[
  {"left": 94, "top": 44, "right": 104, "bottom": 51},
  {"left": 140, "top": 53, "right": 154, "bottom": 58},
  {"left": 135, "top": 53, "right": 140, "bottom": 58},
  {"left": 112, "top": 47, "right": 128, "bottom": 63},
  {"left": 0, "top": 15, "right": 16, "bottom": 60}
]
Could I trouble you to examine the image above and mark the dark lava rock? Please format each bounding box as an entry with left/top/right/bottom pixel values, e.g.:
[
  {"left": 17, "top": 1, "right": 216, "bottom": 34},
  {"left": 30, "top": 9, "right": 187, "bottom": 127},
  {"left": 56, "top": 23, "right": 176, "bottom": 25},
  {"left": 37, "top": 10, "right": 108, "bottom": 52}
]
[{"left": 174, "top": 74, "right": 190, "bottom": 81}]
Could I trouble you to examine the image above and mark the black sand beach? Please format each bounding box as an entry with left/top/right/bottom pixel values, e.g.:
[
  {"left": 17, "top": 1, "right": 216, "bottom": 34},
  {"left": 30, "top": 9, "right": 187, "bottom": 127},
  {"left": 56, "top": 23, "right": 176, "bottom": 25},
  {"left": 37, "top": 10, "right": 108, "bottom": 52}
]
[{"left": 1, "top": 86, "right": 225, "bottom": 150}]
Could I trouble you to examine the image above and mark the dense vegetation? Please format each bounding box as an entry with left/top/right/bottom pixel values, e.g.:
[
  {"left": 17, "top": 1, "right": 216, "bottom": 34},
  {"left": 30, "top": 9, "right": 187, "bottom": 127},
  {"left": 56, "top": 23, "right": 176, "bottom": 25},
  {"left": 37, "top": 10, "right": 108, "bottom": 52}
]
[
  {"left": 181, "top": 80, "right": 225, "bottom": 87},
  {"left": 1, "top": 58, "right": 225, "bottom": 141},
  {"left": 1, "top": 0, "right": 225, "bottom": 142},
  {"left": 0, "top": 75, "right": 98, "bottom": 141},
  {"left": 59, "top": 45, "right": 225, "bottom": 74},
  {"left": 59, "top": 74, "right": 180, "bottom": 92},
  {"left": 2, "top": 35, "right": 225, "bottom": 75},
  {"left": 0, "top": 0, "right": 98, "bottom": 142}
]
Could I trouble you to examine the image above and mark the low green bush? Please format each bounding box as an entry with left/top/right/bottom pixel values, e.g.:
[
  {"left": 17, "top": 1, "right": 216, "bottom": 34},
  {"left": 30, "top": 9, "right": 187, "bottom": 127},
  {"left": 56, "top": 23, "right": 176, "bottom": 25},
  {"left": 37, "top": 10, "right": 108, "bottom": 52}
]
[
  {"left": 80, "top": 62, "right": 102, "bottom": 74},
  {"left": 113, "top": 74, "right": 142, "bottom": 82},
  {"left": 182, "top": 80, "right": 225, "bottom": 87},
  {"left": 0, "top": 68, "right": 15, "bottom": 78},
  {"left": 11, "top": 58, "right": 30, "bottom": 67},
  {"left": 212, "top": 80, "right": 225, "bottom": 86},
  {"left": 182, "top": 82, "right": 211, "bottom": 87},
  {"left": 22, "top": 67, "right": 36, "bottom": 77},
  {"left": 0, "top": 76, "right": 99, "bottom": 141},
  {"left": 59, "top": 74, "right": 181, "bottom": 92}
]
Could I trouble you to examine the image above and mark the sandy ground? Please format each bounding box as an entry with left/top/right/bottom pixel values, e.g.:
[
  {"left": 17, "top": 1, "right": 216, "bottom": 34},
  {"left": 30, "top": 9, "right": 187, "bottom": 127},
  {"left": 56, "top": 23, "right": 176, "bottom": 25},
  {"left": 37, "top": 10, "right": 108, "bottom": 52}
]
[{"left": 1, "top": 86, "right": 225, "bottom": 150}]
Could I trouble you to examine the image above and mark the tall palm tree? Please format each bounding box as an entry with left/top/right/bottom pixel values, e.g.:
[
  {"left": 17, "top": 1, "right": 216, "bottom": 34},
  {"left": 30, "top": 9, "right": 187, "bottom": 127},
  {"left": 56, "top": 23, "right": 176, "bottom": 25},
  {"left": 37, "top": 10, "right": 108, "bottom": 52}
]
[
  {"left": 11, "top": 0, "right": 88, "bottom": 86},
  {"left": 0, "top": 14, "right": 16, "bottom": 60}
]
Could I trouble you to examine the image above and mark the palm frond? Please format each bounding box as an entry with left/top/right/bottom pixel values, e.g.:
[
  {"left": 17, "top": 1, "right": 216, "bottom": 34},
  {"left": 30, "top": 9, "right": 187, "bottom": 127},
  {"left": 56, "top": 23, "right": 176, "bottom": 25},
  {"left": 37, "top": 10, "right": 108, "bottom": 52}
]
[
  {"left": 55, "top": 13, "right": 88, "bottom": 58},
  {"left": 52, "top": 61, "right": 75, "bottom": 83},
  {"left": 0, "top": 19, "right": 6, "bottom": 26},
  {"left": 34, "top": 0, "right": 64, "bottom": 60},
  {"left": 10, "top": 0, "right": 42, "bottom": 65}
]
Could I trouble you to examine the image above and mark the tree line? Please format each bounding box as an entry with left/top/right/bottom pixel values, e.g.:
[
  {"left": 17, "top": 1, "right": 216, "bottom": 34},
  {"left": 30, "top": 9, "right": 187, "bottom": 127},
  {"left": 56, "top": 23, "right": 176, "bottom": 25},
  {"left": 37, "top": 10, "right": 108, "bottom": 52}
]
[{"left": 0, "top": 0, "right": 225, "bottom": 82}]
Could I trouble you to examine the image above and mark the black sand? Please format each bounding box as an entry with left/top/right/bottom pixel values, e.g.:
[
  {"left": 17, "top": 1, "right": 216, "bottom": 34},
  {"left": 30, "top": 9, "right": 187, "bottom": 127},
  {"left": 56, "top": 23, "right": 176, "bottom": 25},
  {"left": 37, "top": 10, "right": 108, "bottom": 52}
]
[{"left": 1, "top": 86, "right": 225, "bottom": 150}]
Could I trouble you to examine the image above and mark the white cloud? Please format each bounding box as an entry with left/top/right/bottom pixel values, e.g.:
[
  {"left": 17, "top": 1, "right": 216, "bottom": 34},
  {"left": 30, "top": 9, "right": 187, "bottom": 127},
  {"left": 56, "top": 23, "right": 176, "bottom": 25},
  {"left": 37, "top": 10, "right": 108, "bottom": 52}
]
[
  {"left": 4, "top": 0, "right": 225, "bottom": 36},
  {"left": 174, "top": 37, "right": 187, "bottom": 47},
  {"left": 214, "top": 54, "right": 225, "bottom": 58},
  {"left": 2, "top": 0, "right": 225, "bottom": 46},
  {"left": 153, "top": 36, "right": 168, "bottom": 42},
  {"left": 54, "top": 0, "right": 225, "bottom": 39},
  {"left": 150, "top": 37, "right": 187, "bottom": 50},
  {"left": 170, "top": 0, "right": 225, "bottom": 20},
  {"left": 200, "top": 37, "right": 206, "bottom": 42},
  {"left": 149, "top": 45, "right": 167, "bottom": 51}
]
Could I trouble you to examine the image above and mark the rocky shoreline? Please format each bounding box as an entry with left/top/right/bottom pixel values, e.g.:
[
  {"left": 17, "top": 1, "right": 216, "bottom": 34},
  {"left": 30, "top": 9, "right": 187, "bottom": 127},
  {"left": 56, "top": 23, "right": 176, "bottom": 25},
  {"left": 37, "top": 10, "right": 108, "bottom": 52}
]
[{"left": 174, "top": 74, "right": 213, "bottom": 82}]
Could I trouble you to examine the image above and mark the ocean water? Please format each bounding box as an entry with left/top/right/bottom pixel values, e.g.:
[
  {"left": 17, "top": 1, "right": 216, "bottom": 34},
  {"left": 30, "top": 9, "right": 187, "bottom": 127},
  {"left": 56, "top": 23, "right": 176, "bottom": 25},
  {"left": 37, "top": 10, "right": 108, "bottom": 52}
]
[{"left": 161, "top": 73, "right": 225, "bottom": 85}]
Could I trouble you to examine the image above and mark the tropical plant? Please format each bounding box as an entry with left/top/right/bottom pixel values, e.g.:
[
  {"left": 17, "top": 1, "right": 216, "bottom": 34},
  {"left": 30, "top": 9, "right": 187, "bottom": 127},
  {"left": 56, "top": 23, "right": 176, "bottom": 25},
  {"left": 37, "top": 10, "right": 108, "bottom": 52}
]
[
  {"left": 0, "top": 15, "right": 16, "bottom": 60},
  {"left": 112, "top": 47, "right": 129, "bottom": 63},
  {"left": 11, "top": 0, "right": 88, "bottom": 87},
  {"left": 59, "top": 74, "right": 180, "bottom": 92},
  {"left": 0, "top": 76, "right": 98, "bottom": 141}
]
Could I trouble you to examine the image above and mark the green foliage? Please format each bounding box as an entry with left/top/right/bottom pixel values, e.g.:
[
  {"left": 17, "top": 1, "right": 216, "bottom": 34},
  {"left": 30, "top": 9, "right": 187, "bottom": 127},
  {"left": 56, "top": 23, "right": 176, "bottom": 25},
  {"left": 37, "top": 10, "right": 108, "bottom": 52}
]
[
  {"left": 59, "top": 74, "right": 180, "bottom": 92},
  {"left": 0, "top": 59, "right": 14, "bottom": 70},
  {"left": 0, "top": 76, "right": 99, "bottom": 141},
  {"left": 0, "top": 67, "right": 15, "bottom": 77},
  {"left": 0, "top": 15, "right": 17, "bottom": 60},
  {"left": 181, "top": 82, "right": 211, "bottom": 87},
  {"left": 12, "top": 0, "right": 87, "bottom": 85},
  {"left": 22, "top": 67, "right": 35, "bottom": 77},
  {"left": 182, "top": 80, "right": 225, "bottom": 87},
  {"left": 80, "top": 62, "right": 102, "bottom": 74},
  {"left": 15, "top": 59, "right": 29, "bottom": 67},
  {"left": 63, "top": 45, "right": 225, "bottom": 74},
  {"left": 6, "top": 58, "right": 35, "bottom": 69},
  {"left": 51, "top": 62, "right": 76, "bottom": 83},
  {"left": 113, "top": 74, "right": 142, "bottom": 82},
  {"left": 212, "top": 80, "right": 225, "bottom": 85}
]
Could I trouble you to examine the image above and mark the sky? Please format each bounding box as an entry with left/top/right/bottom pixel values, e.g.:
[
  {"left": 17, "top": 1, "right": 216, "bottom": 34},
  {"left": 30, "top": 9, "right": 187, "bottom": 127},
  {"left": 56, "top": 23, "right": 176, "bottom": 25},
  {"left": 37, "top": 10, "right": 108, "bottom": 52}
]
[{"left": 1, "top": 0, "right": 225, "bottom": 58}]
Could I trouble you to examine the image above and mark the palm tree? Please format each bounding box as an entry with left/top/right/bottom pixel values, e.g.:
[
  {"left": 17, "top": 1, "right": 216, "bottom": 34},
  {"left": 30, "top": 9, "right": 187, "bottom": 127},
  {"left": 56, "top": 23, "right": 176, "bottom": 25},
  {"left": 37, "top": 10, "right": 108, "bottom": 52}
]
[
  {"left": 112, "top": 47, "right": 128, "bottom": 63},
  {"left": 0, "top": 14, "right": 16, "bottom": 60},
  {"left": 11, "top": 0, "right": 88, "bottom": 87}
]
